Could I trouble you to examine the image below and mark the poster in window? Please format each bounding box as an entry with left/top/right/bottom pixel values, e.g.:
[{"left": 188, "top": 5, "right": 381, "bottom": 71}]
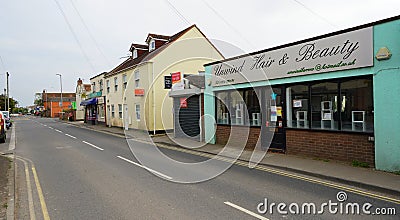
[
  {"left": 180, "top": 98, "right": 188, "bottom": 108},
  {"left": 293, "top": 100, "right": 302, "bottom": 108},
  {"left": 270, "top": 106, "right": 277, "bottom": 122},
  {"left": 323, "top": 112, "right": 332, "bottom": 120}
]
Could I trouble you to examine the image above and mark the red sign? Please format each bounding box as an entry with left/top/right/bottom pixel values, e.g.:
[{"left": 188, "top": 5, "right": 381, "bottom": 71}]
[
  {"left": 180, "top": 98, "right": 187, "bottom": 108},
  {"left": 171, "top": 72, "right": 181, "bottom": 84},
  {"left": 134, "top": 89, "right": 145, "bottom": 96}
]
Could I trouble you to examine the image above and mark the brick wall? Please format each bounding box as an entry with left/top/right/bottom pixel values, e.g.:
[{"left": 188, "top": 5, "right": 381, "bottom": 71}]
[
  {"left": 216, "top": 125, "right": 261, "bottom": 150},
  {"left": 286, "top": 129, "right": 375, "bottom": 167}
]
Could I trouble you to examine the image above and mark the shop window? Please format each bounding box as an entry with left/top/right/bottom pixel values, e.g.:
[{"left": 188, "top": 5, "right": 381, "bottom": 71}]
[
  {"left": 286, "top": 85, "right": 309, "bottom": 128},
  {"left": 341, "top": 79, "right": 373, "bottom": 132},
  {"left": 135, "top": 104, "right": 140, "bottom": 121},
  {"left": 111, "top": 104, "right": 115, "bottom": 118},
  {"left": 118, "top": 104, "right": 122, "bottom": 119},
  {"left": 216, "top": 92, "right": 229, "bottom": 124},
  {"left": 98, "top": 104, "right": 105, "bottom": 119},
  {"left": 311, "top": 82, "right": 339, "bottom": 130},
  {"left": 244, "top": 89, "right": 261, "bottom": 126},
  {"left": 230, "top": 90, "right": 245, "bottom": 125}
]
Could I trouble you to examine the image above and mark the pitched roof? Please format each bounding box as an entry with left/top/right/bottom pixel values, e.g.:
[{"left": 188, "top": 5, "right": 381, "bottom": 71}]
[
  {"left": 105, "top": 24, "right": 222, "bottom": 77},
  {"left": 185, "top": 75, "right": 205, "bottom": 89},
  {"left": 130, "top": 43, "right": 148, "bottom": 51},
  {"left": 146, "top": 34, "right": 170, "bottom": 43}
]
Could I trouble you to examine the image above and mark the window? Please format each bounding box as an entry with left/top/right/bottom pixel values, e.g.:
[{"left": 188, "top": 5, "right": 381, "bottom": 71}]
[
  {"left": 111, "top": 104, "right": 115, "bottom": 118},
  {"left": 118, "top": 104, "right": 122, "bottom": 119},
  {"left": 311, "top": 82, "right": 339, "bottom": 130},
  {"left": 215, "top": 88, "right": 260, "bottom": 126},
  {"left": 114, "top": 77, "right": 118, "bottom": 92},
  {"left": 284, "top": 76, "right": 373, "bottom": 132},
  {"left": 287, "top": 85, "right": 309, "bottom": 128},
  {"left": 92, "top": 82, "right": 96, "bottom": 93},
  {"left": 135, "top": 104, "right": 140, "bottom": 121},
  {"left": 216, "top": 92, "right": 229, "bottom": 124},
  {"left": 134, "top": 70, "right": 140, "bottom": 87},
  {"left": 133, "top": 49, "right": 138, "bottom": 59},
  {"left": 98, "top": 104, "right": 105, "bottom": 119},
  {"left": 149, "top": 39, "right": 155, "bottom": 51},
  {"left": 99, "top": 79, "right": 103, "bottom": 93},
  {"left": 340, "top": 79, "right": 373, "bottom": 132},
  {"left": 123, "top": 74, "right": 127, "bottom": 90},
  {"left": 244, "top": 89, "right": 261, "bottom": 126},
  {"left": 106, "top": 80, "right": 110, "bottom": 93}
]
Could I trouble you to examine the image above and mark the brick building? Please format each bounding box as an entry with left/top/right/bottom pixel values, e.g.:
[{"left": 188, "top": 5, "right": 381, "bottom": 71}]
[{"left": 42, "top": 91, "right": 76, "bottom": 118}]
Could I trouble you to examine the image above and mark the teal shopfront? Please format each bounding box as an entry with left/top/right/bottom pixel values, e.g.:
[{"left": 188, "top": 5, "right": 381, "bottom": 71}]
[{"left": 203, "top": 16, "right": 400, "bottom": 172}]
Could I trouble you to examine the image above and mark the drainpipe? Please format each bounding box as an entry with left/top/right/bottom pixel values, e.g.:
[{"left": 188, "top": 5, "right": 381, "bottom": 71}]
[{"left": 152, "top": 62, "right": 156, "bottom": 135}]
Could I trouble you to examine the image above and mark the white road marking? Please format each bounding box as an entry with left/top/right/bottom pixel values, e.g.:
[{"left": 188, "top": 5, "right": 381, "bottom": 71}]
[
  {"left": 117, "top": 155, "right": 172, "bottom": 180},
  {"left": 48, "top": 127, "right": 54, "bottom": 130},
  {"left": 43, "top": 124, "right": 47, "bottom": 127},
  {"left": 82, "top": 141, "right": 104, "bottom": 151},
  {"left": 54, "top": 129, "right": 62, "bottom": 133},
  {"left": 224, "top": 201, "right": 269, "bottom": 220},
  {"left": 65, "top": 134, "right": 77, "bottom": 139}
]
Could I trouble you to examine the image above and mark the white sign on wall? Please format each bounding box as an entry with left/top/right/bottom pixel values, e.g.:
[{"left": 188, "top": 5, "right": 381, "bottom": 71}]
[{"left": 211, "top": 27, "right": 373, "bottom": 86}]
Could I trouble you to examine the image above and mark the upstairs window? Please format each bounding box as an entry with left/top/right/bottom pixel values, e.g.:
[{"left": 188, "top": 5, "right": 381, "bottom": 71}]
[
  {"left": 133, "top": 49, "right": 138, "bottom": 59},
  {"left": 134, "top": 70, "right": 140, "bottom": 87},
  {"left": 106, "top": 80, "right": 110, "bottom": 93},
  {"left": 123, "top": 74, "right": 127, "bottom": 90},
  {"left": 92, "top": 82, "right": 96, "bottom": 93},
  {"left": 99, "top": 79, "right": 103, "bottom": 92},
  {"left": 149, "top": 39, "right": 155, "bottom": 51},
  {"left": 114, "top": 77, "right": 118, "bottom": 92}
]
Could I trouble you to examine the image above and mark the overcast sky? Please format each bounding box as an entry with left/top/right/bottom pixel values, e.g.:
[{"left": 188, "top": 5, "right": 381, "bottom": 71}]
[{"left": 1, "top": 0, "right": 399, "bottom": 106}]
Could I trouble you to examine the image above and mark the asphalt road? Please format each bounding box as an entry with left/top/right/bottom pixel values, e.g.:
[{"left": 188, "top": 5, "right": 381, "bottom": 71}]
[{"left": 12, "top": 116, "right": 399, "bottom": 219}]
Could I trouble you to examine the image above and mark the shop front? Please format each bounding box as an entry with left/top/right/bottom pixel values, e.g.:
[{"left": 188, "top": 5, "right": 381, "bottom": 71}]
[{"left": 204, "top": 16, "right": 400, "bottom": 171}]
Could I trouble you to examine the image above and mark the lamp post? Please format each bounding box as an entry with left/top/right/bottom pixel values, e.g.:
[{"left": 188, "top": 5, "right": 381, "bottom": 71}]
[
  {"left": 3, "top": 89, "right": 5, "bottom": 111},
  {"left": 56, "top": 73, "right": 63, "bottom": 118}
]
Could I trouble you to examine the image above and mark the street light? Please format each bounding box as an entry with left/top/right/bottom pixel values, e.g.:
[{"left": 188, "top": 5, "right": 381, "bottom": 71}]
[{"left": 56, "top": 73, "right": 63, "bottom": 117}]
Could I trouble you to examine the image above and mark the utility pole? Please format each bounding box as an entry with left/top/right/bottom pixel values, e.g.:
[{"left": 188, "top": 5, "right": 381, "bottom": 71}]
[
  {"left": 3, "top": 88, "right": 5, "bottom": 111},
  {"left": 56, "top": 73, "right": 63, "bottom": 117},
  {"left": 6, "top": 72, "right": 9, "bottom": 112}
]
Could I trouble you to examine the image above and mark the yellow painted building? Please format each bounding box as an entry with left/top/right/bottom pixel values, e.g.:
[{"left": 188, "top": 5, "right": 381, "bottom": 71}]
[{"left": 104, "top": 25, "right": 223, "bottom": 132}]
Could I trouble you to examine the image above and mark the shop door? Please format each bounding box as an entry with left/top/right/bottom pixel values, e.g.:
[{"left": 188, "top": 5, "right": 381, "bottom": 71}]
[
  {"left": 262, "top": 87, "right": 286, "bottom": 152},
  {"left": 174, "top": 95, "right": 201, "bottom": 140}
]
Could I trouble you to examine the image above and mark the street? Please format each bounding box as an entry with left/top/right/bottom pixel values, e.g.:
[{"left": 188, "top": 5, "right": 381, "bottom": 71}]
[{"left": 11, "top": 117, "right": 399, "bottom": 219}]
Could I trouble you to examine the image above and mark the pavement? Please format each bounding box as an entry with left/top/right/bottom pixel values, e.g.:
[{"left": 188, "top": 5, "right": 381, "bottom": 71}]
[{"left": 64, "top": 120, "right": 400, "bottom": 197}]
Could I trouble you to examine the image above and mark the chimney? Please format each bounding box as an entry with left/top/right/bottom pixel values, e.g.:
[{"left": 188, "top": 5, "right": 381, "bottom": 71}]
[{"left": 77, "top": 78, "right": 83, "bottom": 85}]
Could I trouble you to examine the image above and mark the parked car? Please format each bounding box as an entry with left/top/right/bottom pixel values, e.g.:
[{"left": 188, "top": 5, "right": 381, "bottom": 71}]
[
  {"left": 1, "top": 111, "right": 12, "bottom": 129},
  {"left": 0, "top": 112, "right": 6, "bottom": 143}
]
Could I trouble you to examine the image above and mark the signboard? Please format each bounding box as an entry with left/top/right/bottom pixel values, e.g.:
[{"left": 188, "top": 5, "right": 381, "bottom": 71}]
[
  {"left": 89, "top": 91, "right": 102, "bottom": 98},
  {"left": 211, "top": 27, "right": 373, "bottom": 86},
  {"left": 164, "top": 76, "right": 172, "bottom": 89},
  {"left": 171, "top": 72, "right": 184, "bottom": 91},
  {"left": 134, "top": 89, "right": 145, "bottom": 96},
  {"left": 180, "top": 98, "right": 187, "bottom": 108},
  {"left": 71, "top": 101, "right": 77, "bottom": 110},
  {"left": 97, "top": 97, "right": 104, "bottom": 104}
]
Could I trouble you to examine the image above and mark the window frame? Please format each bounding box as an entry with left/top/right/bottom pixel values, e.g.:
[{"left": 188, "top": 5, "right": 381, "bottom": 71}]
[
  {"left": 118, "top": 104, "right": 122, "bottom": 119},
  {"left": 106, "top": 80, "right": 110, "bottom": 94},
  {"left": 135, "top": 104, "right": 140, "bottom": 121},
  {"left": 134, "top": 70, "right": 140, "bottom": 88},
  {"left": 111, "top": 104, "right": 115, "bottom": 118},
  {"left": 114, "top": 77, "right": 118, "bottom": 92},
  {"left": 122, "top": 74, "right": 127, "bottom": 90}
]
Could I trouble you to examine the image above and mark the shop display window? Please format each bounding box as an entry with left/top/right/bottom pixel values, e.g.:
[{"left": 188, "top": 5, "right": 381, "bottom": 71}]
[{"left": 286, "top": 85, "right": 309, "bottom": 128}]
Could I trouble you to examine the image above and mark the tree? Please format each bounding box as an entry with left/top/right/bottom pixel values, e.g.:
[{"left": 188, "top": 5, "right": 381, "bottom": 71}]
[
  {"left": 0, "top": 94, "right": 18, "bottom": 112},
  {"left": 34, "top": 93, "right": 43, "bottom": 106}
]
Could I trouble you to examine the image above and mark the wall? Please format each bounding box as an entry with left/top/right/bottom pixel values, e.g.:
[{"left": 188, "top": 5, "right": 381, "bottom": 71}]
[
  {"left": 216, "top": 125, "right": 261, "bottom": 150},
  {"left": 372, "top": 20, "right": 400, "bottom": 171},
  {"left": 286, "top": 130, "right": 375, "bottom": 166}
]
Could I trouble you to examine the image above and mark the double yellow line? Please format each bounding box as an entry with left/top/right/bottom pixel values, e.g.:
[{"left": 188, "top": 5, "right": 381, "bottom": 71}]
[
  {"left": 155, "top": 143, "right": 400, "bottom": 205},
  {"left": 16, "top": 156, "right": 50, "bottom": 220}
]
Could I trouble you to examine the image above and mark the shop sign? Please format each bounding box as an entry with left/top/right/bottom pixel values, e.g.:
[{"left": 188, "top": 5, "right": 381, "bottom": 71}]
[
  {"left": 97, "top": 97, "right": 104, "bottom": 104},
  {"left": 135, "top": 89, "right": 145, "bottom": 96},
  {"left": 211, "top": 27, "right": 373, "bottom": 86},
  {"left": 164, "top": 76, "right": 172, "bottom": 89},
  {"left": 180, "top": 98, "right": 188, "bottom": 108},
  {"left": 171, "top": 72, "right": 184, "bottom": 91},
  {"left": 89, "top": 91, "right": 102, "bottom": 98}
]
